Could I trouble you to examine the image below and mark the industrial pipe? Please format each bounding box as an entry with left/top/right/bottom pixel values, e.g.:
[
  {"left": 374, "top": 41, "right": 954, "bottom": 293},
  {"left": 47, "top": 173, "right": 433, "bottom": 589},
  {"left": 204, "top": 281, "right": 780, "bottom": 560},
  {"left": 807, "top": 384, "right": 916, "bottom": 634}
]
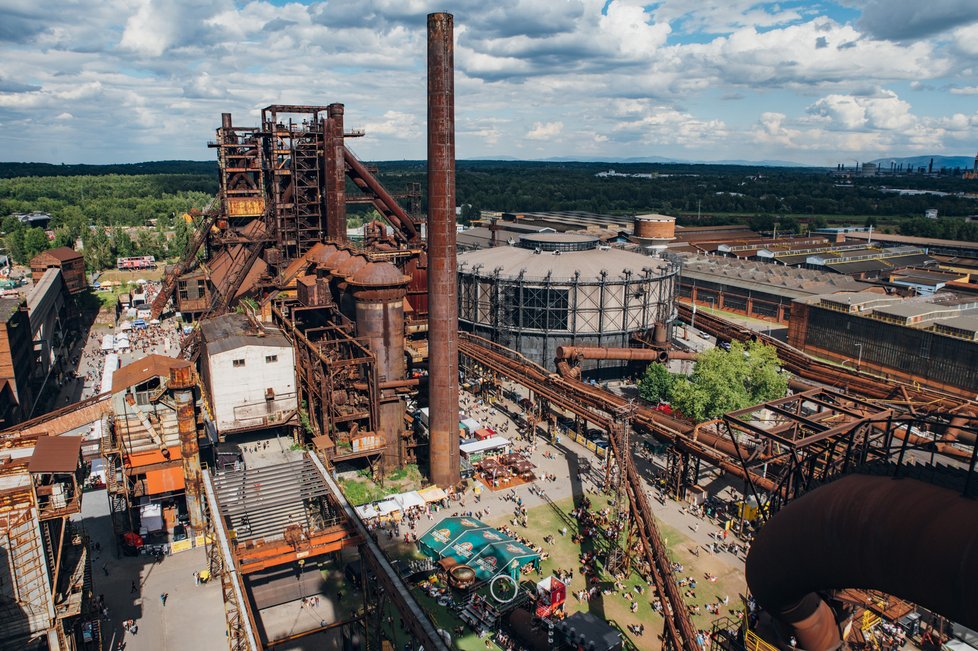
[
  {"left": 554, "top": 345, "right": 698, "bottom": 364},
  {"left": 426, "top": 12, "right": 460, "bottom": 488},
  {"left": 944, "top": 408, "right": 978, "bottom": 445},
  {"left": 746, "top": 474, "right": 978, "bottom": 651},
  {"left": 171, "top": 366, "right": 204, "bottom": 533}
]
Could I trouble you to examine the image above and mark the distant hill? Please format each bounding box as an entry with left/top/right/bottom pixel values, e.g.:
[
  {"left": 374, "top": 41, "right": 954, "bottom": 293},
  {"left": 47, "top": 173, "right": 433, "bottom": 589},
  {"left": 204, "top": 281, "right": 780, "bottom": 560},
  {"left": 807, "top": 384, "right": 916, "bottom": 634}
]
[
  {"left": 465, "top": 155, "right": 816, "bottom": 167},
  {"left": 869, "top": 155, "right": 976, "bottom": 171},
  {"left": 0, "top": 160, "right": 217, "bottom": 179}
]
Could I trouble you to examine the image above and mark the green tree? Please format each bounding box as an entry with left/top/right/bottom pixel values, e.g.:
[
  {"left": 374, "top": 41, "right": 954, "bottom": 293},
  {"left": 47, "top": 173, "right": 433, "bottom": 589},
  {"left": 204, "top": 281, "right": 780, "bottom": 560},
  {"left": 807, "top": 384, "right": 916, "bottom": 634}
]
[
  {"left": 112, "top": 228, "right": 135, "bottom": 258},
  {"left": 638, "top": 363, "right": 674, "bottom": 404},
  {"left": 4, "top": 229, "right": 25, "bottom": 263},
  {"left": 83, "top": 228, "right": 113, "bottom": 271},
  {"left": 669, "top": 340, "right": 788, "bottom": 421},
  {"left": 23, "top": 228, "right": 50, "bottom": 260}
]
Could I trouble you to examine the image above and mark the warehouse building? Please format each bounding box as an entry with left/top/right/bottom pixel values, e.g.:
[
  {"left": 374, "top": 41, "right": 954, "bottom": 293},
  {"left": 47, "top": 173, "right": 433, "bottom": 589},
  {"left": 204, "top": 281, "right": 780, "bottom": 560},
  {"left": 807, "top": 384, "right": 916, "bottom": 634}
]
[
  {"left": 679, "top": 256, "right": 871, "bottom": 323},
  {"left": 788, "top": 290, "right": 978, "bottom": 397},
  {"left": 457, "top": 233, "right": 679, "bottom": 375}
]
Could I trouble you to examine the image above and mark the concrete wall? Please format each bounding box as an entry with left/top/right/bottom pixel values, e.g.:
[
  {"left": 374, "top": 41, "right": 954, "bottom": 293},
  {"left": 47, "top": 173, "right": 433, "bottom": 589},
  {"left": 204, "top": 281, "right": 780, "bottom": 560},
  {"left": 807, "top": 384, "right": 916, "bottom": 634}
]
[{"left": 206, "top": 344, "right": 297, "bottom": 434}]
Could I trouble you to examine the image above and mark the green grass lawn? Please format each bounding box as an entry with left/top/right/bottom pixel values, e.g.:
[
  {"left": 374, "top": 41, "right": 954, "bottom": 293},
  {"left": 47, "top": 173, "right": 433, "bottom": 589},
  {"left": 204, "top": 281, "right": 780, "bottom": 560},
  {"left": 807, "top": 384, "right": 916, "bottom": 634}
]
[
  {"left": 373, "top": 492, "right": 744, "bottom": 650},
  {"left": 485, "top": 494, "right": 744, "bottom": 650}
]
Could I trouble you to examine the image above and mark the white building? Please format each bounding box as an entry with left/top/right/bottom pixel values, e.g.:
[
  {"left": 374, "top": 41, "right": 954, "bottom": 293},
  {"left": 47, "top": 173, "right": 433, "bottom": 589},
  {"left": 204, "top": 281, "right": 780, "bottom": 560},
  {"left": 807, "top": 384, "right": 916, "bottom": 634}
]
[{"left": 199, "top": 313, "right": 297, "bottom": 437}]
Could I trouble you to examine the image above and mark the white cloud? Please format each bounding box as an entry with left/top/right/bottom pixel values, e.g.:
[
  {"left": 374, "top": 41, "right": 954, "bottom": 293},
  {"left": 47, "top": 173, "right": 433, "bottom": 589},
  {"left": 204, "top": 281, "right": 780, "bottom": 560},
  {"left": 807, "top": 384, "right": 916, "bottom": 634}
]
[
  {"left": 0, "top": 0, "right": 976, "bottom": 164},
  {"left": 526, "top": 121, "right": 563, "bottom": 140}
]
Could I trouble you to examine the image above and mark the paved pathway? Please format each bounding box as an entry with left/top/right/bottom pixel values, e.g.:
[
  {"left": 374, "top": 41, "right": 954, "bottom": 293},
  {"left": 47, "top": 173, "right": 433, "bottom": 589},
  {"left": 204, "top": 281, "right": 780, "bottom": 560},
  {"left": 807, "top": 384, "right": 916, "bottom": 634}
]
[{"left": 77, "top": 490, "right": 227, "bottom": 651}]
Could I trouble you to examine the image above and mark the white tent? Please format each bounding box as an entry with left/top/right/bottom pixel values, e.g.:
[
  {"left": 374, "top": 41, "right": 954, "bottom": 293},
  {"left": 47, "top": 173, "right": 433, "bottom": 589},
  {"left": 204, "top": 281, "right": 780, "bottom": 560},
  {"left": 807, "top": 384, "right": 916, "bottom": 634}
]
[
  {"left": 417, "top": 486, "right": 448, "bottom": 503},
  {"left": 354, "top": 504, "right": 380, "bottom": 520},
  {"left": 118, "top": 320, "right": 132, "bottom": 332},
  {"left": 375, "top": 499, "right": 401, "bottom": 516},
  {"left": 140, "top": 503, "right": 164, "bottom": 533},
  {"left": 100, "top": 334, "right": 114, "bottom": 351},
  {"left": 114, "top": 335, "right": 130, "bottom": 350},
  {"left": 393, "top": 491, "right": 425, "bottom": 511},
  {"left": 460, "top": 418, "right": 482, "bottom": 433}
]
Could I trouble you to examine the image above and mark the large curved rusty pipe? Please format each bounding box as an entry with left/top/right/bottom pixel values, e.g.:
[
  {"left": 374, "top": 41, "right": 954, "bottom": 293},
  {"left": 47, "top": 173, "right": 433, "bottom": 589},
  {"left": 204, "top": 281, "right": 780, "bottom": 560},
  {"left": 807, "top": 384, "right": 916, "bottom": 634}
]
[
  {"left": 746, "top": 474, "right": 978, "bottom": 651},
  {"left": 944, "top": 408, "right": 978, "bottom": 445},
  {"left": 555, "top": 345, "right": 698, "bottom": 362}
]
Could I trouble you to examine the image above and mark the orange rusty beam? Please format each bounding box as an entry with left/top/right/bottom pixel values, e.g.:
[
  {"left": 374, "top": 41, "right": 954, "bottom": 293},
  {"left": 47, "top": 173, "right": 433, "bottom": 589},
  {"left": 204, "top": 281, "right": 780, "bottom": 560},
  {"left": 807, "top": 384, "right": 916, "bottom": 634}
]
[{"left": 236, "top": 525, "right": 361, "bottom": 574}]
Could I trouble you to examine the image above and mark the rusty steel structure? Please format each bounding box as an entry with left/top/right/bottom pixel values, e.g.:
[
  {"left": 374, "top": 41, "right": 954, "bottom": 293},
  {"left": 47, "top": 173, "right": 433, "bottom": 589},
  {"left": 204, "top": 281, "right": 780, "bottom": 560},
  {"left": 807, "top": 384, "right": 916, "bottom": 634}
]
[
  {"left": 720, "top": 387, "right": 978, "bottom": 517},
  {"left": 171, "top": 365, "right": 204, "bottom": 532},
  {"left": 426, "top": 12, "right": 461, "bottom": 488}
]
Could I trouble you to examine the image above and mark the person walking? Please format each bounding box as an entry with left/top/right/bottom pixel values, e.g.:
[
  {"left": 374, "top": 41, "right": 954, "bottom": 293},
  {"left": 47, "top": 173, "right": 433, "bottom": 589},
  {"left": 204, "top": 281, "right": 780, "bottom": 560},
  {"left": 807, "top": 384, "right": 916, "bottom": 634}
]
[
  {"left": 160, "top": 593, "right": 168, "bottom": 607},
  {"left": 130, "top": 580, "right": 138, "bottom": 594}
]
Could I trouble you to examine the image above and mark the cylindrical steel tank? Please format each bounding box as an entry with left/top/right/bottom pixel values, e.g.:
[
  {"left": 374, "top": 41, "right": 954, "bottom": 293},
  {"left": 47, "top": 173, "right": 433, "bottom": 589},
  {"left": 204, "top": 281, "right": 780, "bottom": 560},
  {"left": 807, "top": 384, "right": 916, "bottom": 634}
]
[{"left": 349, "top": 262, "right": 412, "bottom": 467}]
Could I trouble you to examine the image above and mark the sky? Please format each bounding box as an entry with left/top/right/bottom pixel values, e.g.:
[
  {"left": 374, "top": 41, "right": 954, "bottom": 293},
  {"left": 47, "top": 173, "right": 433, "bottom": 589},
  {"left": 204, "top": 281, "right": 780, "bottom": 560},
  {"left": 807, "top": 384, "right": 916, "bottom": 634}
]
[{"left": 1, "top": 0, "right": 978, "bottom": 165}]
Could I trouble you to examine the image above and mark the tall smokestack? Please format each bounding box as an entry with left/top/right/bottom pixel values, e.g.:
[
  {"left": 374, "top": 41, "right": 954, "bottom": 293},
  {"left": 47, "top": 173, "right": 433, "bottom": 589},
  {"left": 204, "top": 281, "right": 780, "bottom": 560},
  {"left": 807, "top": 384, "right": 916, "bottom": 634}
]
[
  {"left": 427, "top": 12, "right": 460, "bottom": 488},
  {"left": 325, "top": 103, "right": 347, "bottom": 242}
]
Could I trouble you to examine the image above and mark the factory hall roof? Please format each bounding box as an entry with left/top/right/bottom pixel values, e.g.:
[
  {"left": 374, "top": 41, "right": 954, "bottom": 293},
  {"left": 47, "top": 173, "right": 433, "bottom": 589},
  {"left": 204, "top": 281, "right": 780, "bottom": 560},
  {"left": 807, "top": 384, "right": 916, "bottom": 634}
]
[
  {"left": 457, "top": 242, "right": 674, "bottom": 282},
  {"left": 31, "top": 246, "right": 83, "bottom": 264},
  {"left": 679, "top": 255, "right": 871, "bottom": 298},
  {"left": 200, "top": 312, "right": 290, "bottom": 354}
]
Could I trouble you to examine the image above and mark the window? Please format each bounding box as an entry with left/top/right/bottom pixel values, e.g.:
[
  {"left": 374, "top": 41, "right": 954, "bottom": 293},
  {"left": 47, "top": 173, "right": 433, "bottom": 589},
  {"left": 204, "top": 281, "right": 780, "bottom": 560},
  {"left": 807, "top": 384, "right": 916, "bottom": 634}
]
[
  {"left": 232, "top": 359, "right": 245, "bottom": 367},
  {"left": 265, "top": 355, "right": 278, "bottom": 363}
]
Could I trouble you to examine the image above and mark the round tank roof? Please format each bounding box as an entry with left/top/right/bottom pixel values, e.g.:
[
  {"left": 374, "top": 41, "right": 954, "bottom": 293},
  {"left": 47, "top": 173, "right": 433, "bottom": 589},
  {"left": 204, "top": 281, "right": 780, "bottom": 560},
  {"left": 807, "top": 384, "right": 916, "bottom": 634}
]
[
  {"left": 349, "top": 261, "right": 410, "bottom": 287},
  {"left": 322, "top": 248, "right": 353, "bottom": 271},
  {"left": 310, "top": 243, "right": 339, "bottom": 263},
  {"left": 335, "top": 253, "right": 369, "bottom": 277},
  {"left": 517, "top": 233, "right": 599, "bottom": 252}
]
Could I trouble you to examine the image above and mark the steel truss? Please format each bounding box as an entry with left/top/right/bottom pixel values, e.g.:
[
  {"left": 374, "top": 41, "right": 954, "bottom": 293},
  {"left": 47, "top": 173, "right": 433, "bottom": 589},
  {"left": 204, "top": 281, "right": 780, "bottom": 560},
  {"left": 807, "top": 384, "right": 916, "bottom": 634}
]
[{"left": 722, "top": 387, "right": 978, "bottom": 519}]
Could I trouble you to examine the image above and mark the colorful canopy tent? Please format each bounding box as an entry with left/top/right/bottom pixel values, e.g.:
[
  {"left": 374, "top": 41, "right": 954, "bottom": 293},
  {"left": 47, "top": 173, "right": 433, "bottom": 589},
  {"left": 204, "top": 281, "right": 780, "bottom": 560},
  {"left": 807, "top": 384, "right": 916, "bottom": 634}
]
[{"left": 418, "top": 516, "right": 540, "bottom": 582}]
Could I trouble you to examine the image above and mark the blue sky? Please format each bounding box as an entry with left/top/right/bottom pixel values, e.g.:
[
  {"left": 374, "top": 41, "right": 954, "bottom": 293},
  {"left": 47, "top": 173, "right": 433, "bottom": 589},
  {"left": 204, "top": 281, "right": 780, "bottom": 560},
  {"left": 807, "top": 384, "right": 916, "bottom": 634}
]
[{"left": 1, "top": 0, "right": 977, "bottom": 165}]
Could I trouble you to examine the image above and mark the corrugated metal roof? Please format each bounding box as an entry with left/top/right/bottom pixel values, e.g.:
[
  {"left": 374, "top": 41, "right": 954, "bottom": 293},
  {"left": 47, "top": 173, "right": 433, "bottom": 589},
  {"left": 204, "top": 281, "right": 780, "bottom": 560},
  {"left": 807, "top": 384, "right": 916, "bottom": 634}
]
[
  {"left": 112, "top": 354, "right": 191, "bottom": 394},
  {"left": 32, "top": 247, "right": 83, "bottom": 264},
  {"left": 200, "top": 313, "right": 290, "bottom": 354},
  {"left": 28, "top": 436, "right": 82, "bottom": 473}
]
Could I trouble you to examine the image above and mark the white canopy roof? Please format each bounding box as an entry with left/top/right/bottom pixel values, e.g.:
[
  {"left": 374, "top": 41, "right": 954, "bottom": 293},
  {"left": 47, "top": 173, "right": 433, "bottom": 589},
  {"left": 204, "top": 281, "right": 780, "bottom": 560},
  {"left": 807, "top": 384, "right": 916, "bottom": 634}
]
[
  {"left": 460, "top": 436, "right": 510, "bottom": 455},
  {"left": 393, "top": 491, "right": 425, "bottom": 510},
  {"left": 375, "top": 498, "right": 401, "bottom": 515},
  {"left": 101, "top": 334, "right": 114, "bottom": 351},
  {"left": 417, "top": 486, "right": 448, "bottom": 502},
  {"left": 354, "top": 504, "right": 379, "bottom": 519}
]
